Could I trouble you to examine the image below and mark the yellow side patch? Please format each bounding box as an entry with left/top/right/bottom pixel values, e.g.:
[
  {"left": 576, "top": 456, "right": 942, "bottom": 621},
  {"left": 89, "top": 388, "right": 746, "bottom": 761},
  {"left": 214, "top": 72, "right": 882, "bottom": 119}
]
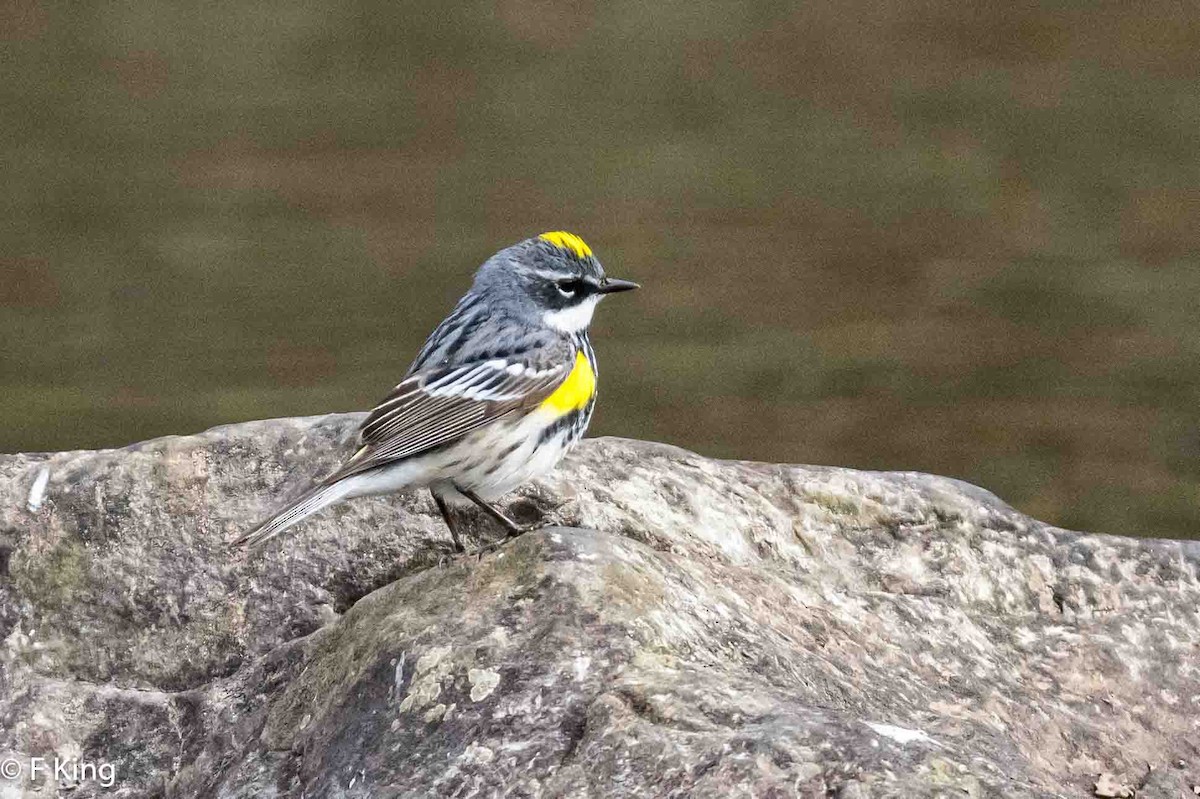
[
  {"left": 538, "top": 231, "right": 593, "bottom": 260},
  {"left": 541, "top": 351, "right": 596, "bottom": 414}
]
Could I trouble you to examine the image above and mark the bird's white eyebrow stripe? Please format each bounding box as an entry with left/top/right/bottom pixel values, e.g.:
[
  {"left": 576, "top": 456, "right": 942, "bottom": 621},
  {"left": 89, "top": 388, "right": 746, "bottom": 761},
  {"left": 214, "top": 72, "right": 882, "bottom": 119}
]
[{"left": 533, "top": 269, "right": 601, "bottom": 288}]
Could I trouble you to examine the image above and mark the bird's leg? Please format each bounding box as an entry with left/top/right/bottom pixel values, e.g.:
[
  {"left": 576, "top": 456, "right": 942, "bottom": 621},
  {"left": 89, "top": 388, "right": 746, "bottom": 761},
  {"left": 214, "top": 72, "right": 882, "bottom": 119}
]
[
  {"left": 458, "top": 487, "right": 539, "bottom": 539},
  {"left": 432, "top": 491, "right": 466, "bottom": 553}
]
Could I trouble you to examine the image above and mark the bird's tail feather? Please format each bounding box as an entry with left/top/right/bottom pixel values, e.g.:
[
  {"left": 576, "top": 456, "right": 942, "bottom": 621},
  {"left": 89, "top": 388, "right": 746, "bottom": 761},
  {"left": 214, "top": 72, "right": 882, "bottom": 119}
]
[{"left": 229, "top": 480, "right": 354, "bottom": 550}]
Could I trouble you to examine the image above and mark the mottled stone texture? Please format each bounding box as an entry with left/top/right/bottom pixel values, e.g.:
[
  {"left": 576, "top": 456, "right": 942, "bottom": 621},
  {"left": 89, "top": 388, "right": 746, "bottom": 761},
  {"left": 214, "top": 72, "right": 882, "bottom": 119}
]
[{"left": 1, "top": 414, "right": 1198, "bottom": 798}]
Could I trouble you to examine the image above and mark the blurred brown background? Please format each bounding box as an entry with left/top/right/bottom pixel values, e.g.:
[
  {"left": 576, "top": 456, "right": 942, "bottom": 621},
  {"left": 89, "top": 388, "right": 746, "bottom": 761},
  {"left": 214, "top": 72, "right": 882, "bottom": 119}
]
[{"left": 3, "top": 0, "right": 1200, "bottom": 537}]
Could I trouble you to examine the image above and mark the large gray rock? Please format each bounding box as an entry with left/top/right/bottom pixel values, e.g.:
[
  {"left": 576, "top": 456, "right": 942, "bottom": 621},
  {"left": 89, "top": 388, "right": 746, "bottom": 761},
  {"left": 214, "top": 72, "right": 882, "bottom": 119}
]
[{"left": 0, "top": 414, "right": 1197, "bottom": 797}]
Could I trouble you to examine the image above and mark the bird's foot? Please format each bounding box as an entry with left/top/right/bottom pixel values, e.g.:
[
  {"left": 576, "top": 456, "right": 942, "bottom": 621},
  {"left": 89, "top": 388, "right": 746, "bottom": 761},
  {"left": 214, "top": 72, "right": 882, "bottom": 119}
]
[
  {"left": 504, "top": 519, "right": 544, "bottom": 538},
  {"left": 463, "top": 521, "right": 549, "bottom": 560}
]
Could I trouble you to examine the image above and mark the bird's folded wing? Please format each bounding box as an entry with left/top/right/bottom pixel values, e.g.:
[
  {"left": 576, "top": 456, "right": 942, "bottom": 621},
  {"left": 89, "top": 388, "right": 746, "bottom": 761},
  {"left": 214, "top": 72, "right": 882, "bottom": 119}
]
[{"left": 324, "top": 352, "right": 572, "bottom": 482}]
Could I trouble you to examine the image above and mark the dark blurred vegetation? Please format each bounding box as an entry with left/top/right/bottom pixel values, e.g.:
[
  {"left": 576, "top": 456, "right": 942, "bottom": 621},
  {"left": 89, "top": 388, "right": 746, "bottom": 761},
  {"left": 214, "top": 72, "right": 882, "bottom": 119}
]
[{"left": 3, "top": 0, "right": 1200, "bottom": 537}]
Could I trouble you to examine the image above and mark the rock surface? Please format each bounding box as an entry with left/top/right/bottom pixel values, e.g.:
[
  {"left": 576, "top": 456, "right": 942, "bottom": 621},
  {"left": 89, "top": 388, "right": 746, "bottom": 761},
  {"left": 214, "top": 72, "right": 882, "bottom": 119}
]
[{"left": 1, "top": 414, "right": 1198, "bottom": 798}]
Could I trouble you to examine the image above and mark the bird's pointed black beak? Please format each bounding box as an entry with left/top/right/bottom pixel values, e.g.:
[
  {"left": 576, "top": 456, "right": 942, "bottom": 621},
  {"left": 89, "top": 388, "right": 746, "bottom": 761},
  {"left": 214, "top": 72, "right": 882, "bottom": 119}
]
[{"left": 597, "top": 277, "right": 640, "bottom": 294}]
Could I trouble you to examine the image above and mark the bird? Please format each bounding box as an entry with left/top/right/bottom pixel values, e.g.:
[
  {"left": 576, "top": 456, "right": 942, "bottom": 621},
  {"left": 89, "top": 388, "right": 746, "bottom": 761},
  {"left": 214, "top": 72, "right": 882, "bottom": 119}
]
[{"left": 230, "top": 231, "right": 639, "bottom": 552}]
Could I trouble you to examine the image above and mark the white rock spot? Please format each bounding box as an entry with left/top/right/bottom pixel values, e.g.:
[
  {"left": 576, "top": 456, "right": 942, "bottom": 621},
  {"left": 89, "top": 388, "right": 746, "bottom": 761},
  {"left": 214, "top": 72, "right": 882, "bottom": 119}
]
[
  {"left": 864, "top": 722, "right": 936, "bottom": 746},
  {"left": 468, "top": 668, "right": 500, "bottom": 701}
]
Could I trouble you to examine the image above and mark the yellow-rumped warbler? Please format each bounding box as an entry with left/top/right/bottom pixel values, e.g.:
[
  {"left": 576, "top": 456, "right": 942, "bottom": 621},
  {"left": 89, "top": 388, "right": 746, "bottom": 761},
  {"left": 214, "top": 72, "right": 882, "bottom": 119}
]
[{"left": 231, "top": 231, "right": 638, "bottom": 552}]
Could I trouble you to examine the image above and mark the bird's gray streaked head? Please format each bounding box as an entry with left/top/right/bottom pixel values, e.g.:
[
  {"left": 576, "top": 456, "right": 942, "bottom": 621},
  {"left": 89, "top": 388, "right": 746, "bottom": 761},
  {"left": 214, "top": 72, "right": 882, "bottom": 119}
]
[{"left": 471, "top": 231, "right": 639, "bottom": 333}]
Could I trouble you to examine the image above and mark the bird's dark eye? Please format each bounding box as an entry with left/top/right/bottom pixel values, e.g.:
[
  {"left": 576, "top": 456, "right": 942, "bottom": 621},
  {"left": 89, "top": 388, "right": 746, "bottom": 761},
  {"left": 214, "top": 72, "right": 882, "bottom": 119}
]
[{"left": 555, "top": 279, "right": 584, "bottom": 298}]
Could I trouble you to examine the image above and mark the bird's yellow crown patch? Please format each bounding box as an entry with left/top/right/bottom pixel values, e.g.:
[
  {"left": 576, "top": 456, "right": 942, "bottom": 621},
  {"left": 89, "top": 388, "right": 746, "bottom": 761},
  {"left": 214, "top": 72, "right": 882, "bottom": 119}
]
[
  {"left": 541, "top": 351, "right": 596, "bottom": 414},
  {"left": 538, "top": 231, "right": 593, "bottom": 260}
]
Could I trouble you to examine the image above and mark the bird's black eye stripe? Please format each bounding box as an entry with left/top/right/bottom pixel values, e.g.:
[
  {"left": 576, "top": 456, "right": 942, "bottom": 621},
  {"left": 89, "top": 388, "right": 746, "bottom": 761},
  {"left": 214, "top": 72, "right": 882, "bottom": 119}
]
[{"left": 555, "top": 278, "right": 586, "bottom": 296}]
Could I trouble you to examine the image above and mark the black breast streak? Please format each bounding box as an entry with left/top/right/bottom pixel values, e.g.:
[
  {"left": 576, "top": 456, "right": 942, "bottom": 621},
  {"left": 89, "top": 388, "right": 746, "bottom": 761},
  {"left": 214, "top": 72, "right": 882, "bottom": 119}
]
[{"left": 484, "top": 439, "right": 526, "bottom": 476}]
